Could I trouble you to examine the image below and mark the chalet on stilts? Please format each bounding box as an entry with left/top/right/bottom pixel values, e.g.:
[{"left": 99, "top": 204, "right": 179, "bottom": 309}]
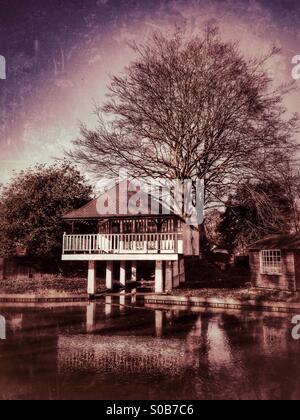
[{"left": 62, "top": 181, "right": 200, "bottom": 296}]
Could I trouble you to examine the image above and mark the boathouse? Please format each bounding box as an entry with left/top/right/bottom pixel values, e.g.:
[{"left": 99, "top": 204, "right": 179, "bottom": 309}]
[
  {"left": 248, "top": 234, "right": 300, "bottom": 292},
  {"left": 62, "top": 181, "right": 200, "bottom": 296}
]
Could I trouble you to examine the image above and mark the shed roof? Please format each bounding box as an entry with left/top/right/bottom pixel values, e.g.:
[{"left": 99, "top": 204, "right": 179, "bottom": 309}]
[{"left": 248, "top": 234, "right": 300, "bottom": 251}]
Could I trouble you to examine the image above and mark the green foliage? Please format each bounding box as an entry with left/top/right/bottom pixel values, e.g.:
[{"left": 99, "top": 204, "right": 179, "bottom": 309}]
[{"left": 0, "top": 162, "right": 92, "bottom": 259}]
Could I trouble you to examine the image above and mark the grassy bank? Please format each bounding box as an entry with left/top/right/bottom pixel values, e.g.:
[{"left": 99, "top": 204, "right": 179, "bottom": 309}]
[
  {"left": 2, "top": 276, "right": 300, "bottom": 304},
  {"left": 0, "top": 277, "right": 106, "bottom": 296}
]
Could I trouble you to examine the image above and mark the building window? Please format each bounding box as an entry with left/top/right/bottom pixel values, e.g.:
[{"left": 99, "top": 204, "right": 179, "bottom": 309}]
[{"left": 260, "top": 250, "right": 282, "bottom": 275}]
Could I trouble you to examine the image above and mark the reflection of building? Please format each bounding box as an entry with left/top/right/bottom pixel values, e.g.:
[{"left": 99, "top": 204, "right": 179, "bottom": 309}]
[
  {"left": 58, "top": 335, "right": 193, "bottom": 375},
  {"left": 7, "top": 315, "right": 23, "bottom": 332},
  {"left": 262, "top": 324, "right": 287, "bottom": 353},
  {"left": 0, "top": 313, "right": 24, "bottom": 338},
  {"left": 207, "top": 321, "right": 232, "bottom": 368},
  {"left": 259, "top": 319, "right": 289, "bottom": 354},
  {"left": 60, "top": 302, "right": 206, "bottom": 375}
]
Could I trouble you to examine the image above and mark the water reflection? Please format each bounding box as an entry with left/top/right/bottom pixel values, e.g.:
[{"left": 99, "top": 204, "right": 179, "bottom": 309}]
[
  {"left": 119, "top": 292, "right": 126, "bottom": 313},
  {"left": 0, "top": 300, "right": 300, "bottom": 400},
  {"left": 155, "top": 310, "right": 164, "bottom": 338},
  {"left": 207, "top": 321, "right": 233, "bottom": 368},
  {"left": 86, "top": 303, "right": 96, "bottom": 333},
  {"left": 105, "top": 296, "right": 112, "bottom": 318}
]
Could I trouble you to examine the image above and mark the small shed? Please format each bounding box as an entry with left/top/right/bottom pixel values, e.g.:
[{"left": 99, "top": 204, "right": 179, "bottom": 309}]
[{"left": 248, "top": 234, "right": 300, "bottom": 292}]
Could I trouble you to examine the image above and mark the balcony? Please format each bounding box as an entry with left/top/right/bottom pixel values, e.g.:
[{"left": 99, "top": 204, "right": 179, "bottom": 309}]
[{"left": 62, "top": 233, "right": 183, "bottom": 260}]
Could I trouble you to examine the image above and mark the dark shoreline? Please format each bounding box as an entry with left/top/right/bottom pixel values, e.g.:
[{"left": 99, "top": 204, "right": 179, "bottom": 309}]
[
  {"left": 145, "top": 294, "right": 300, "bottom": 314},
  {"left": 1, "top": 292, "right": 300, "bottom": 315}
]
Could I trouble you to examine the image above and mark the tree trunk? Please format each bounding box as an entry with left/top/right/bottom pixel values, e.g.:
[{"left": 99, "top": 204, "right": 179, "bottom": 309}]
[{"left": 198, "top": 222, "right": 210, "bottom": 260}]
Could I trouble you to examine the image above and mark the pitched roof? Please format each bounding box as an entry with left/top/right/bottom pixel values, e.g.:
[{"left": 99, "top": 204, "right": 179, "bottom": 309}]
[
  {"left": 63, "top": 197, "right": 102, "bottom": 220},
  {"left": 63, "top": 181, "right": 177, "bottom": 220},
  {"left": 248, "top": 234, "right": 300, "bottom": 251}
]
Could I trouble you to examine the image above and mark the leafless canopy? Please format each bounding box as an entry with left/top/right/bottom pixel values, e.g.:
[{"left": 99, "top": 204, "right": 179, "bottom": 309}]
[{"left": 70, "top": 26, "right": 299, "bottom": 212}]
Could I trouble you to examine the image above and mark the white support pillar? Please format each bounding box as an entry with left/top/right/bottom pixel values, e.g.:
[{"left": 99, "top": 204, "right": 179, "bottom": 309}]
[
  {"left": 120, "top": 261, "right": 126, "bottom": 287},
  {"left": 155, "top": 261, "right": 164, "bottom": 293},
  {"left": 106, "top": 261, "right": 113, "bottom": 290},
  {"left": 131, "top": 261, "right": 137, "bottom": 282},
  {"left": 87, "top": 260, "right": 96, "bottom": 297}
]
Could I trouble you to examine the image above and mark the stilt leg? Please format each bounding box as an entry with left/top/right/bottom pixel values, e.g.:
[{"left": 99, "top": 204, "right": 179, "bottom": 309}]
[
  {"left": 87, "top": 260, "right": 96, "bottom": 297},
  {"left": 155, "top": 261, "right": 164, "bottom": 293},
  {"left": 120, "top": 261, "right": 126, "bottom": 287},
  {"left": 106, "top": 261, "right": 113, "bottom": 290}
]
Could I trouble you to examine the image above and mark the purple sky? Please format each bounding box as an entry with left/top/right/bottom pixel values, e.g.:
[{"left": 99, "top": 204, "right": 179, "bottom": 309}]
[{"left": 0, "top": 0, "right": 299, "bottom": 184}]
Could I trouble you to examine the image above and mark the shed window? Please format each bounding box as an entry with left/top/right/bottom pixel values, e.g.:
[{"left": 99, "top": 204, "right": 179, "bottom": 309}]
[{"left": 260, "top": 250, "right": 282, "bottom": 275}]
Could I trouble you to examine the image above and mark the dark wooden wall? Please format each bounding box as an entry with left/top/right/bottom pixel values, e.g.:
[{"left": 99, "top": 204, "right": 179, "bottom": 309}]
[{"left": 250, "top": 250, "right": 296, "bottom": 292}]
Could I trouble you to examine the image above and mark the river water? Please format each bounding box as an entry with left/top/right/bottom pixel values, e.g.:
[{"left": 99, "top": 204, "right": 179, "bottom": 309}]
[{"left": 0, "top": 297, "right": 299, "bottom": 400}]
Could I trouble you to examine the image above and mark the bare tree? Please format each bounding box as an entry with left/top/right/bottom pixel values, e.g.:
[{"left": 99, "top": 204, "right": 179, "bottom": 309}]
[
  {"left": 219, "top": 177, "right": 299, "bottom": 255},
  {"left": 70, "top": 26, "right": 299, "bottom": 233}
]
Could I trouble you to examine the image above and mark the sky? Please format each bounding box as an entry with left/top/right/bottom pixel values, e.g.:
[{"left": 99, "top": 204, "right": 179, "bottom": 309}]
[{"left": 0, "top": 0, "right": 300, "bottom": 184}]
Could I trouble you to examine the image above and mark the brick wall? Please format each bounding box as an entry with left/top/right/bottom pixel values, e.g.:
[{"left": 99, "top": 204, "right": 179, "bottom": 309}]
[{"left": 250, "top": 250, "right": 296, "bottom": 292}]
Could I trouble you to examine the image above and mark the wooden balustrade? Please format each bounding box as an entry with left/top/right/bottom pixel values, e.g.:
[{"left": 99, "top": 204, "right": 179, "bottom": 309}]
[{"left": 63, "top": 233, "right": 182, "bottom": 255}]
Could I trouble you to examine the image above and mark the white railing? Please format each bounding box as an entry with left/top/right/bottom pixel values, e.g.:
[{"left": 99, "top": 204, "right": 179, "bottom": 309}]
[{"left": 63, "top": 233, "right": 183, "bottom": 255}]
